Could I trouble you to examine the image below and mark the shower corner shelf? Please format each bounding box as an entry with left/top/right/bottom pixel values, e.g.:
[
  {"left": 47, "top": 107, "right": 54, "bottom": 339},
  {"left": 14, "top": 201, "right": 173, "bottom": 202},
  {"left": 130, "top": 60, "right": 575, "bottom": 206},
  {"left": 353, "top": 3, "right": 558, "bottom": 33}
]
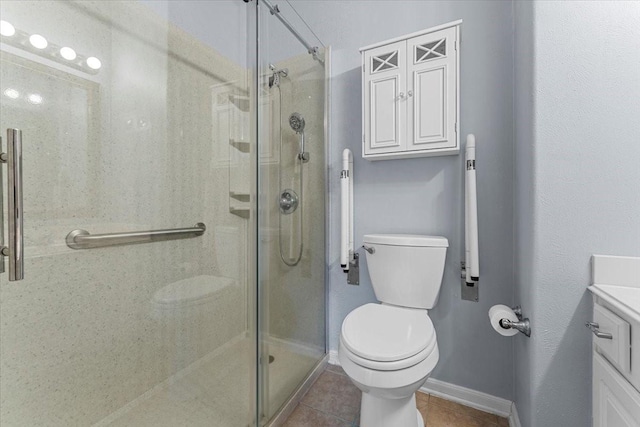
[
  {"left": 230, "top": 191, "right": 250, "bottom": 202},
  {"left": 228, "top": 94, "right": 250, "bottom": 112},
  {"left": 229, "top": 206, "right": 250, "bottom": 219},
  {"left": 230, "top": 139, "right": 251, "bottom": 153}
]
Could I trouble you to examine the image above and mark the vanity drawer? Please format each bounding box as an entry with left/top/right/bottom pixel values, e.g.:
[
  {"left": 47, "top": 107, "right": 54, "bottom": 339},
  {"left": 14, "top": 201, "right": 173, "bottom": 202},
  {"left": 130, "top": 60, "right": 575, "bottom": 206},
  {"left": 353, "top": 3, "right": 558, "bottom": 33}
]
[{"left": 593, "top": 304, "right": 631, "bottom": 374}]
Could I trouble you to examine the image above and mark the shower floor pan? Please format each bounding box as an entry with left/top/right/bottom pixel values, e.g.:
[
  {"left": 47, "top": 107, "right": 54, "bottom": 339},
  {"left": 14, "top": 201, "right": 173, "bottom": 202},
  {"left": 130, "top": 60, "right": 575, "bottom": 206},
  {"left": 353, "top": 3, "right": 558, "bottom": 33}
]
[{"left": 94, "top": 337, "right": 318, "bottom": 427}]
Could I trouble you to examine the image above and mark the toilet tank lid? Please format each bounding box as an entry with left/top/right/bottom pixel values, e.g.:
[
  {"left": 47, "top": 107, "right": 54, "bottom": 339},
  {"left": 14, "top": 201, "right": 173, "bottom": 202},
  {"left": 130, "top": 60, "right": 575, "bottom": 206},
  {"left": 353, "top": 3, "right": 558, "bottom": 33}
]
[{"left": 363, "top": 234, "right": 448, "bottom": 247}]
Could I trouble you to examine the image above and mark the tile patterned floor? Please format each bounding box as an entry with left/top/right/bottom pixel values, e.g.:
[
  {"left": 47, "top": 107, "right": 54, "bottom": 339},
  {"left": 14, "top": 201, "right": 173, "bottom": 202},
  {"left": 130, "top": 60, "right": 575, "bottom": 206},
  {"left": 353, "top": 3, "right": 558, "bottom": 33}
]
[{"left": 283, "top": 365, "right": 509, "bottom": 427}]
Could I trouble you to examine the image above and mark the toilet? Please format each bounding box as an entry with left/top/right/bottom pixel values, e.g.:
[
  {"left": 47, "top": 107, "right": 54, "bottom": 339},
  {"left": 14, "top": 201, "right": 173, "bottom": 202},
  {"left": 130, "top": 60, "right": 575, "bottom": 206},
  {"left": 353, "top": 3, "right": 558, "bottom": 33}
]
[{"left": 338, "top": 234, "right": 448, "bottom": 427}]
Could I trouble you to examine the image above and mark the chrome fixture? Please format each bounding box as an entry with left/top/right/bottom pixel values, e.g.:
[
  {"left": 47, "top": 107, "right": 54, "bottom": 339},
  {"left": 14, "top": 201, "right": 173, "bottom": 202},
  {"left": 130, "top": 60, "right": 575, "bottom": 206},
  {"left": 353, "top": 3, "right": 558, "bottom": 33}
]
[
  {"left": 268, "top": 64, "right": 289, "bottom": 88},
  {"left": 498, "top": 305, "right": 531, "bottom": 337},
  {"left": 273, "top": 92, "right": 307, "bottom": 266},
  {"left": 460, "top": 261, "right": 479, "bottom": 302},
  {"left": 346, "top": 245, "right": 375, "bottom": 285},
  {"left": 347, "top": 252, "right": 360, "bottom": 285},
  {"left": 586, "top": 321, "right": 613, "bottom": 339},
  {"left": 66, "top": 223, "right": 206, "bottom": 250},
  {"left": 362, "top": 245, "right": 375, "bottom": 254},
  {"left": 261, "top": 0, "right": 324, "bottom": 64},
  {"left": 289, "top": 112, "right": 309, "bottom": 162},
  {"left": 0, "top": 129, "right": 24, "bottom": 281},
  {"left": 278, "top": 189, "right": 299, "bottom": 215}
]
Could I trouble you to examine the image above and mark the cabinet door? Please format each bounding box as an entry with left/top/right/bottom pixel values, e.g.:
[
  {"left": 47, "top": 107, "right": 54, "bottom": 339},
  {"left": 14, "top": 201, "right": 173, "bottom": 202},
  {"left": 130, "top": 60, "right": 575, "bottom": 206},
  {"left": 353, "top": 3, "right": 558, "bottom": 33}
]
[
  {"left": 363, "top": 41, "right": 406, "bottom": 156},
  {"left": 407, "top": 27, "right": 457, "bottom": 151},
  {"left": 593, "top": 352, "right": 640, "bottom": 427}
]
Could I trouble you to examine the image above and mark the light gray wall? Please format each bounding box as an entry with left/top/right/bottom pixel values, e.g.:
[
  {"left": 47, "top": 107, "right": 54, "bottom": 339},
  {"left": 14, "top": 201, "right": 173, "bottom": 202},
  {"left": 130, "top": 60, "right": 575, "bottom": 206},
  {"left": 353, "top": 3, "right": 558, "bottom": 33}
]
[
  {"left": 514, "top": 2, "right": 640, "bottom": 426},
  {"left": 291, "top": 0, "right": 516, "bottom": 399},
  {"left": 513, "top": 1, "right": 535, "bottom": 425}
]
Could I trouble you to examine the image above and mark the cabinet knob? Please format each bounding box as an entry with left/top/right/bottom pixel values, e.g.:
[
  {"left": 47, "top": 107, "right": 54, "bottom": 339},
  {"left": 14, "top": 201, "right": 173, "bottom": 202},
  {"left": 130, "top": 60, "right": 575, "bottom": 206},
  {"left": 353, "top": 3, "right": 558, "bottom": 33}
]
[
  {"left": 407, "top": 90, "right": 413, "bottom": 97},
  {"left": 397, "top": 92, "right": 405, "bottom": 100}
]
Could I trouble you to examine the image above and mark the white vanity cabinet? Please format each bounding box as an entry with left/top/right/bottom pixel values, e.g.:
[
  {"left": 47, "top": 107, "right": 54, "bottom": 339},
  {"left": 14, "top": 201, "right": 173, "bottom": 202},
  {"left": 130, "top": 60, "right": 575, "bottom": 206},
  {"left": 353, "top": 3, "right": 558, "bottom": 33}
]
[
  {"left": 589, "top": 255, "right": 640, "bottom": 427},
  {"left": 360, "top": 21, "right": 460, "bottom": 160}
]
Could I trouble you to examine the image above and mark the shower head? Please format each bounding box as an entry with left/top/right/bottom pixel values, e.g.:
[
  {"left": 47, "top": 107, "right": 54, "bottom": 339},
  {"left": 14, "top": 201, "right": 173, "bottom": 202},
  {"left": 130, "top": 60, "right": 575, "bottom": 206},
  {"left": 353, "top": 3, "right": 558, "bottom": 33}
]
[
  {"left": 268, "top": 67, "right": 289, "bottom": 88},
  {"left": 289, "top": 112, "right": 305, "bottom": 134}
]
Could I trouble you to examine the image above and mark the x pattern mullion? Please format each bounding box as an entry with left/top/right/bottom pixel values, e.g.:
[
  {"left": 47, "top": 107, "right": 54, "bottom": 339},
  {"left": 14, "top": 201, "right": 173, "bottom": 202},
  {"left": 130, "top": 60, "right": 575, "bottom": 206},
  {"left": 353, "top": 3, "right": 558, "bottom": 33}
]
[
  {"left": 373, "top": 51, "right": 398, "bottom": 72},
  {"left": 416, "top": 38, "right": 445, "bottom": 62}
]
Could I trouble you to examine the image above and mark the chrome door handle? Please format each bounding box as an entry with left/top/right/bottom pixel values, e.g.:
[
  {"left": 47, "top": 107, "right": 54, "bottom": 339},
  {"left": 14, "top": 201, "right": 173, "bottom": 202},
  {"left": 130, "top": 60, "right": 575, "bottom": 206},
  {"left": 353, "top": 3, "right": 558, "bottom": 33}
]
[
  {"left": 1, "top": 129, "right": 24, "bottom": 281},
  {"left": 586, "top": 322, "right": 613, "bottom": 340},
  {"left": 0, "top": 136, "right": 3, "bottom": 274}
]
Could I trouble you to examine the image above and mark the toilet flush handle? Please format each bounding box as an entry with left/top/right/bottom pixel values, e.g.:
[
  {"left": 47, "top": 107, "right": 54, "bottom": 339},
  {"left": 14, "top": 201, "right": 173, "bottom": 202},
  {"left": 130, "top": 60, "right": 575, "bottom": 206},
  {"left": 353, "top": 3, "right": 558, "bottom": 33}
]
[{"left": 362, "top": 245, "right": 375, "bottom": 254}]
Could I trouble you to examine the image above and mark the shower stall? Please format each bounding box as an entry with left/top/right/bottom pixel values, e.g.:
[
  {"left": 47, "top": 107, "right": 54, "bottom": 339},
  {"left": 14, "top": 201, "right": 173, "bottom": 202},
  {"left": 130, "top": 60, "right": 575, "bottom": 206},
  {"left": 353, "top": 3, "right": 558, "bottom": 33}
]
[{"left": 0, "top": 1, "right": 328, "bottom": 426}]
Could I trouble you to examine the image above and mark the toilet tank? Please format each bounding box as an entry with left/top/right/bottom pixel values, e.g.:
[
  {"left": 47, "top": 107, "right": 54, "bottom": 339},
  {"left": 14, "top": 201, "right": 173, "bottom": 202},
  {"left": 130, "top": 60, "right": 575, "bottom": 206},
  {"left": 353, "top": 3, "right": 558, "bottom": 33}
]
[{"left": 363, "top": 234, "right": 448, "bottom": 309}]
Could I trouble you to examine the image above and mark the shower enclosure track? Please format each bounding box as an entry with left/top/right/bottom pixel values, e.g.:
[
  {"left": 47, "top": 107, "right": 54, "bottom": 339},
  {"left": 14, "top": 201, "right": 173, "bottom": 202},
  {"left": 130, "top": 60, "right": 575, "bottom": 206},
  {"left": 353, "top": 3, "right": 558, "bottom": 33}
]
[{"left": 65, "top": 223, "right": 206, "bottom": 250}]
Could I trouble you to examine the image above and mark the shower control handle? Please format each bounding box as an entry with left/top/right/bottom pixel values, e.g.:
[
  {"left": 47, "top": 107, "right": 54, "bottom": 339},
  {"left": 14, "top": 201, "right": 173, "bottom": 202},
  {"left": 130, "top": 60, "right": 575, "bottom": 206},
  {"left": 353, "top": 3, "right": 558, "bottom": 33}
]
[
  {"left": 279, "top": 189, "right": 299, "bottom": 215},
  {"left": 0, "top": 129, "right": 24, "bottom": 281}
]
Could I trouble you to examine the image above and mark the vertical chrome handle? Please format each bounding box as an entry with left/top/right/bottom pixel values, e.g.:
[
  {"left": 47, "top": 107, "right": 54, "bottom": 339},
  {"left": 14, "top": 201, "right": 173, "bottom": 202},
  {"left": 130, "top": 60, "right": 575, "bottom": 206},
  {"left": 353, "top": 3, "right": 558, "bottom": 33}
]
[
  {"left": 0, "top": 136, "right": 4, "bottom": 274},
  {"left": 1, "top": 129, "right": 24, "bottom": 281}
]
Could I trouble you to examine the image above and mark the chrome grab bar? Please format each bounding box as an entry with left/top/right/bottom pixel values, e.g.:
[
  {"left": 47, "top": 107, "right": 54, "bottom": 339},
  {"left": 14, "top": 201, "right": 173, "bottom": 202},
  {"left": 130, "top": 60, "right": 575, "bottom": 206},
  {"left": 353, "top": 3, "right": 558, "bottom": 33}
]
[
  {"left": 66, "top": 223, "right": 206, "bottom": 250},
  {"left": 1, "top": 129, "right": 24, "bottom": 281}
]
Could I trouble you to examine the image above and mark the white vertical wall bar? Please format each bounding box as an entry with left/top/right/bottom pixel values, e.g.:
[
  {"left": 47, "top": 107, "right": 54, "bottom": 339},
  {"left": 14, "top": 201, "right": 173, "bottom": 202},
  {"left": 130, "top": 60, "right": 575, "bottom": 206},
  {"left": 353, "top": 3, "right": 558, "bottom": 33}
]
[
  {"left": 340, "top": 149, "right": 352, "bottom": 271},
  {"left": 465, "top": 134, "right": 479, "bottom": 281}
]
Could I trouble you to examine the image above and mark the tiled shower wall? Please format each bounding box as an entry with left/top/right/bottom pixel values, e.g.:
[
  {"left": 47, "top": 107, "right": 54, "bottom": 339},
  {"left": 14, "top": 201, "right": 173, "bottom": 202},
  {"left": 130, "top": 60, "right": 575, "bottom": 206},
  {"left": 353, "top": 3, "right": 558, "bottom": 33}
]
[{"left": 264, "top": 51, "right": 326, "bottom": 351}]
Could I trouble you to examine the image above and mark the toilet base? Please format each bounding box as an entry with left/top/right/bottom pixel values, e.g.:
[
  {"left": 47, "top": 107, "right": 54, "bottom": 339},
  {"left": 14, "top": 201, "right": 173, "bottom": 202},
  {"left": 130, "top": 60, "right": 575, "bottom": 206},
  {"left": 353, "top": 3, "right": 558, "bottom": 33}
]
[{"left": 360, "top": 392, "right": 423, "bottom": 427}]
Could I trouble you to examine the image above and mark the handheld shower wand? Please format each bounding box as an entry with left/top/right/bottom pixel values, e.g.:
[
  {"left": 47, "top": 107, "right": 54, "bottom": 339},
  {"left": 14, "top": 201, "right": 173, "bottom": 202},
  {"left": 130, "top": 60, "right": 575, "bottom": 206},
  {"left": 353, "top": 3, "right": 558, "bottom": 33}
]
[{"left": 289, "top": 112, "right": 309, "bottom": 162}]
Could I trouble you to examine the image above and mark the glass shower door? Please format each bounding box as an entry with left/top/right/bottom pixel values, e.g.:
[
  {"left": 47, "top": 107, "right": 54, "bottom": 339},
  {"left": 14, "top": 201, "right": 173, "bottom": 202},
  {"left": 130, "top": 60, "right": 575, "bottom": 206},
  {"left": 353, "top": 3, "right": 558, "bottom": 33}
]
[
  {"left": 257, "top": 1, "right": 328, "bottom": 423},
  {"left": 0, "top": 1, "right": 256, "bottom": 425}
]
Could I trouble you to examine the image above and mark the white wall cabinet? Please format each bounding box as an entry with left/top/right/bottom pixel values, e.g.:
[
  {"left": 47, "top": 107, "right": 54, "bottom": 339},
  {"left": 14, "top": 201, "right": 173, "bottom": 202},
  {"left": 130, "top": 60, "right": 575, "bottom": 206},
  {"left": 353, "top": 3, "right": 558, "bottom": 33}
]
[{"left": 361, "top": 21, "right": 460, "bottom": 160}]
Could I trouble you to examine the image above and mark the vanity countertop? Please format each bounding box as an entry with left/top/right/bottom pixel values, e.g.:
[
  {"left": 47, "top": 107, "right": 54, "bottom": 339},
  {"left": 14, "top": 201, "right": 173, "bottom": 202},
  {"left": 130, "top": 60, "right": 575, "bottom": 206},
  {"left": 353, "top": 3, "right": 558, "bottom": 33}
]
[
  {"left": 589, "top": 284, "right": 640, "bottom": 322},
  {"left": 588, "top": 254, "right": 640, "bottom": 322}
]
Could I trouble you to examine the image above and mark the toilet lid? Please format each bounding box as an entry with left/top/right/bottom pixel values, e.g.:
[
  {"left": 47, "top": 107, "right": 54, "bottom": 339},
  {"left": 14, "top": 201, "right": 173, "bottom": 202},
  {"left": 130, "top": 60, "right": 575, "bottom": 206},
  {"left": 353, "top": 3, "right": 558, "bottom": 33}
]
[{"left": 341, "top": 303, "right": 435, "bottom": 362}]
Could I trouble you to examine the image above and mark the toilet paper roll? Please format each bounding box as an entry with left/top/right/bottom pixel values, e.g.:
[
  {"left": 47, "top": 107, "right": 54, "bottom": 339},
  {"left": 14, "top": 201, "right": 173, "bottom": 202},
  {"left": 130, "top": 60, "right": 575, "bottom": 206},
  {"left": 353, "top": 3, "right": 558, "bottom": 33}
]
[{"left": 489, "top": 304, "right": 520, "bottom": 337}]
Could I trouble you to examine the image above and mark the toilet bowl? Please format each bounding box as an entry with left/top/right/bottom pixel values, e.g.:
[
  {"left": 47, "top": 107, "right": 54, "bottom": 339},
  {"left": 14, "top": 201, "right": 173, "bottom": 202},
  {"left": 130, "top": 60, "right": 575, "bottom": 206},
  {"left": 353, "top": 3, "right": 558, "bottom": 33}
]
[{"left": 338, "top": 234, "right": 448, "bottom": 427}]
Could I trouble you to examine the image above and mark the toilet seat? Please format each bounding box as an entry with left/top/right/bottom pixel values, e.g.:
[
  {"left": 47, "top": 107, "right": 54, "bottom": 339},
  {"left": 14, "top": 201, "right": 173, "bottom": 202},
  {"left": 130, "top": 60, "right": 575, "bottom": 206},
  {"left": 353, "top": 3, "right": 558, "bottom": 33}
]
[{"left": 341, "top": 303, "right": 436, "bottom": 370}]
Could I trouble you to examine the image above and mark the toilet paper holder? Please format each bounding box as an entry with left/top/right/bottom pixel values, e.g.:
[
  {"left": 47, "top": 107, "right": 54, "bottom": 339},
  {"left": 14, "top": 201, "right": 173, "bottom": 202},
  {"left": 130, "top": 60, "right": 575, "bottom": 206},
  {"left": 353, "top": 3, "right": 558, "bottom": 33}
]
[{"left": 499, "top": 306, "right": 531, "bottom": 337}]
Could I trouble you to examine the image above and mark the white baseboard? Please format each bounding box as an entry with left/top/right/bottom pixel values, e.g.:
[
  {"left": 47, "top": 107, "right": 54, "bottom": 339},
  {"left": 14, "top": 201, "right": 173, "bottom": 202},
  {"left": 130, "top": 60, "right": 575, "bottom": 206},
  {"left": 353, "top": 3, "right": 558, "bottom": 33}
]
[
  {"left": 420, "top": 377, "right": 511, "bottom": 418},
  {"left": 329, "top": 352, "right": 521, "bottom": 425},
  {"left": 509, "top": 402, "right": 522, "bottom": 427}
]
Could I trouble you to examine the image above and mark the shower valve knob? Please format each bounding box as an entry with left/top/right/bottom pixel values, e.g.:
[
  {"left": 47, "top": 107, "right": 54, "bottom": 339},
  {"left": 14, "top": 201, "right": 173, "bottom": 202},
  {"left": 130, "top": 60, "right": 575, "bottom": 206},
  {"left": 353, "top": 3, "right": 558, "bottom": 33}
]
[
  {"left": 298, "top": 152, "right": 310, "bottom": 162},
  {"left": 279, "top": 189, "right": 299, "bottom": 215}
]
